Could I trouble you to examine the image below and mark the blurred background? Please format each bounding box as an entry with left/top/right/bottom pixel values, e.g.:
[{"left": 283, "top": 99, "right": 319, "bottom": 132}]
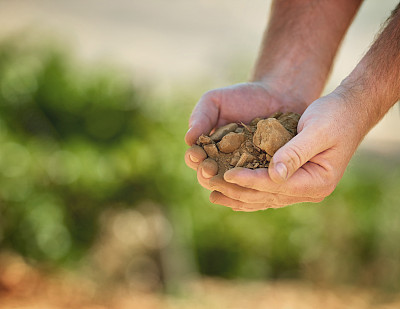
[{"left": 0, "top": 0, "right": 400, "bottom": 308}]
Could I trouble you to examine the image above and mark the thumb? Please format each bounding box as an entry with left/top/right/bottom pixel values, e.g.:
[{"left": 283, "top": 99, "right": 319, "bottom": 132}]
[
  {"left": 185, "top": 93, "right": 219, "bottom": 145},
  {"left": 269, "top": 126, "right": 329, "bottom": 183}
]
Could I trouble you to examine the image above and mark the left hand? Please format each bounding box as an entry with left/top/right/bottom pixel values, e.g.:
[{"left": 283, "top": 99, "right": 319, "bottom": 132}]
[{"left": 208, "top": 92, "right": 368, "bottom": 211}]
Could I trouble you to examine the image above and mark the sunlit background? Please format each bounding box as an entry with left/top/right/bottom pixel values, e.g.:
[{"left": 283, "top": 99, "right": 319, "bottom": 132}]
[{"left": 0, "top": 0, "right": 400, "bottom": 308}]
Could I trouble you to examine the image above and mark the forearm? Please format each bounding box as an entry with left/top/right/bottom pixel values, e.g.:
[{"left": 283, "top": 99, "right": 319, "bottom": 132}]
[
  {"left": 335, "top": 3, "right": 400, "bottom": 136},
  {"left": 252, "top": 0, "right": 362, "bottom": 107}
]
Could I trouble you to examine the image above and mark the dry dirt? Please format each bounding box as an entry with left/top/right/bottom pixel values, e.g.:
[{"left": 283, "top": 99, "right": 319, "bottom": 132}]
[
  {"left": 1, "top": 264, "right": 400, "bottom": 309},
  {"left": 196, "top": 112, "right": 300, "bottom": 174},
  {"left": 1, "top": 253, "right": 400, "bottom": 309}
]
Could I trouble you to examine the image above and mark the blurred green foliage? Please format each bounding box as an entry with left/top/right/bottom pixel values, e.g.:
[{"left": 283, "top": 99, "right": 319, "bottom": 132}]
[
  {"left": 0, "top": 37, "right": 185, "bottom": 263},
  {"left": 0, "top": 37, "right": 400, "bottom": 290}
]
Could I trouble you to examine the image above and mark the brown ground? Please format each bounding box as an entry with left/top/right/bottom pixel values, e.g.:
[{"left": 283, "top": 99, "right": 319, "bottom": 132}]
[
  {"left": 196, "top": 112, "right": 300, "bottom": 174},
  {"left": 1, "top": 254, "right": 400, "bottom": 309}
]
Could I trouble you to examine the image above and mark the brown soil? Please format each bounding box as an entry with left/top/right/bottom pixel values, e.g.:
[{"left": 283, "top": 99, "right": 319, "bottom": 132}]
[
  {"left": 2, "top": 253, "right": 400, "bottom": 309},
  {"left": 196, "top": 112, "right": 300, "bottom": 174}
]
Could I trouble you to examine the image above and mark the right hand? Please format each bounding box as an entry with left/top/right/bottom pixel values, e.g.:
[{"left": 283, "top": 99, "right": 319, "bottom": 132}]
[
  {"left": 208, "top": 92, "right": 368, "bottom": 211},
  {"left": 184, "top": 82, "right": 308, "bottom": 191}
]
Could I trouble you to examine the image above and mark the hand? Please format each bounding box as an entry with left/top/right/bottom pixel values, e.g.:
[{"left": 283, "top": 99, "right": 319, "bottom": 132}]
[
  {"left": 184, "top": 82, "right": 308, "bottom": 192},
  {"left": 208, "top": 92, "right": 367, "bottom": 211}
]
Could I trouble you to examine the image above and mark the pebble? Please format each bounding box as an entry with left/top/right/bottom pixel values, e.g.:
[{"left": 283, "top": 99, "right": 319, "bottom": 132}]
[
  {"left": 198, "top": 134, "right": 213, "bottom": 145},
  {"left": 217, "top": 132, "right": 245, "bottom": 153},
  {"left": 203, "top": 143, "right": 219, "bottom": 158},
  {"left": 210, "top": 123, "right": 238, "bottom": 142},
  {"left": 236, "top": 152, "right": 256, "bottom": 167},
  {"left": 253, "top": 118, "right": 292, "bottom": 156}
]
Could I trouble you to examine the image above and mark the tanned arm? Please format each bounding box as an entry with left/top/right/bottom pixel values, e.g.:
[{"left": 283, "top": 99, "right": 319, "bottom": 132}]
[
  {"left": 185, "top": 0, "right": 364, "bottom": 208},
  {"left": 212, "top": 3, "right": 400, "bottom": 211},
  {"left": 252, "top": 0, "right": 363, "bottom": 106},
  {"left": 338, "top": 3, "right": 400, "bottom": 133}
]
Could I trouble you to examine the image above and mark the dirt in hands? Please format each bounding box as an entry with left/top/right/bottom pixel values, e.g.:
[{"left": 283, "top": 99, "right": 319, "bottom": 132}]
[{"left": 196, "top": 112, "right": 301, "bottom": 174}]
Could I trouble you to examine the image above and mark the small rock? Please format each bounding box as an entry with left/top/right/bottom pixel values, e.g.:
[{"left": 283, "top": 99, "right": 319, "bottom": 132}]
[
  {"left": 198, "top": 134, "right": 213, "bottom": 145},
  {"left": 203, "top": 143, "right": 219, "bottom": 158},
  {"left": 250, "top": 117, "right": 262, "bottom": 126},
  {"left": 210, "top": 123, "right": 238, "bottom": 142},
  {"left": 236, "top": 152, "right": 256, "bottom": 168},
  {"left": 245, "top": 141, "right": 256, "bottom": 153},
  {"left": 277, "top": 112, "right": 301, "bottom": 135},
  {"left": 253, "top": 118, "right": 292, "bottom": 156},
  {"left": 245, "top": 141, "right": 253, "bottom": 149},
  {"left": 218, "top": 132, "right": 245, "bottom": 153},
  {"left": 230, "top": 151, "right": 241, "bottom": 166},
  {"left": 270, "top": 112, "right": 283, "bottom": 119},
  {"left": 194, "top": 113, "right": 300, "bottom": 174}
]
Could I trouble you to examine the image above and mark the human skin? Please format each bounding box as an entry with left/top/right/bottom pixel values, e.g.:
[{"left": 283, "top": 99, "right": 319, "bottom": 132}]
[
  {"left": 185, "top": 0, "right": 362, "bottom": 209},
  {"left": 209, "top": 3, "right": 400, "bottom": 211},
  {"left": 185, "top": 0, "right": 362, "bottom": 146}
]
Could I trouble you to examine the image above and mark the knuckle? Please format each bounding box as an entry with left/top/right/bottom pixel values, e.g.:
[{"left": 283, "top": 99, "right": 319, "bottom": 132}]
[
  {"left": 203, "top": 89, "right": 218, "bottom": 102},
  {"left": 313, "top": 170, "right": 338, "bottom": 198},
  {"left": 283, "top": 144, "right": 305, "bottom": 170},
  {"left": 231, "top": 190, "right": 242, "bottom": 201}
]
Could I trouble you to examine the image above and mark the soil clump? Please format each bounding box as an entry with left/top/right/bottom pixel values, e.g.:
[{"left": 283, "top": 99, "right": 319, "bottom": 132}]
[{"left": 196, "top": 112, "right": 300, "bottom": 174}]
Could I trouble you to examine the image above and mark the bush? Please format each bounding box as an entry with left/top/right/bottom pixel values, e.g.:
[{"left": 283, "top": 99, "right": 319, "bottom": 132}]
[{"left": 1, "top": 37, "right": 400, "bottom": 290}]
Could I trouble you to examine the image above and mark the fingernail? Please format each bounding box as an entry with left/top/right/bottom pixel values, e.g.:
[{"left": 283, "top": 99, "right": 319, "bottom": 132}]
[
  {"left": 224, "top": 170, "right": 233, "bottom": 181},
  {"left": 201, "top": 168, "right": 212, "bottom": 179},
  {"left": 224, "top": 168, "right": 241, "bottom": 182},
  {"left": 189, "top": 155, "right": 199, "bottom": 163},
  {"left": 186, "top": 127, "right": 192, "bottom": 136},
  {"left": 275, "top": 162, "right": 288, "bottom": 180}
]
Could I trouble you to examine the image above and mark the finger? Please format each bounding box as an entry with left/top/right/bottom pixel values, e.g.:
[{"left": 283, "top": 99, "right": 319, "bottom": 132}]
[
  {"left": 196, "top": 158, "right": 219, "bottom": 190},
  {"left": 185, "top": 145, "right": 207, "bottom": 170},
  {"left": 209, "top": 191, "right": 274, "bottom": 212},
  {"left": 185, "top": 93, "right": 219, "bottom": 145},
  {"left": 224, "top": 166, "right": 328, "bottom": 199},
  {"left": 210, "top": 173, "right": 323, "bottom": 204},
  {"left": 269, "top": 125, "right": 330, "bottom": 183},
  {"left": 209, "top": 174, "right": 275, "bottom": 204}
]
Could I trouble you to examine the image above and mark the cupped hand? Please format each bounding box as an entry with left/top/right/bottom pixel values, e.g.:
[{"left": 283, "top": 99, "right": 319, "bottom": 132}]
[
  {"left": 184, "top": 82, "right": 307, "bottom": 190},
  {"left": 208, "top": 93, "right": 368, "bottom": 211}
]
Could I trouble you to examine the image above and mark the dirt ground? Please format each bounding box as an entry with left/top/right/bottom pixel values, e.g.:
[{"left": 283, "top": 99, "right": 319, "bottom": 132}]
[{"left": 1, "top": 255, "right": 400, "bottom": 309}]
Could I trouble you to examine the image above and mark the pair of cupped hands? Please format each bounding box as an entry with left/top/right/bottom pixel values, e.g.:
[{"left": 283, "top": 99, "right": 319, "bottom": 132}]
[{"left": 185, "top": 82, "right": 365, "bottom": 211}]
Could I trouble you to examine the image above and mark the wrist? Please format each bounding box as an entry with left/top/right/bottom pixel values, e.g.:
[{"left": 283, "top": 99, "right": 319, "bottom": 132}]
[
  {"left": 329, "top": 83, "right": 378, "bottom": 139},
  {"left": 251, "top": 37, "right": 337, "bottom": 110},
  {"left": 250, "top": 71, "right": 319, "bottom": 114}
]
